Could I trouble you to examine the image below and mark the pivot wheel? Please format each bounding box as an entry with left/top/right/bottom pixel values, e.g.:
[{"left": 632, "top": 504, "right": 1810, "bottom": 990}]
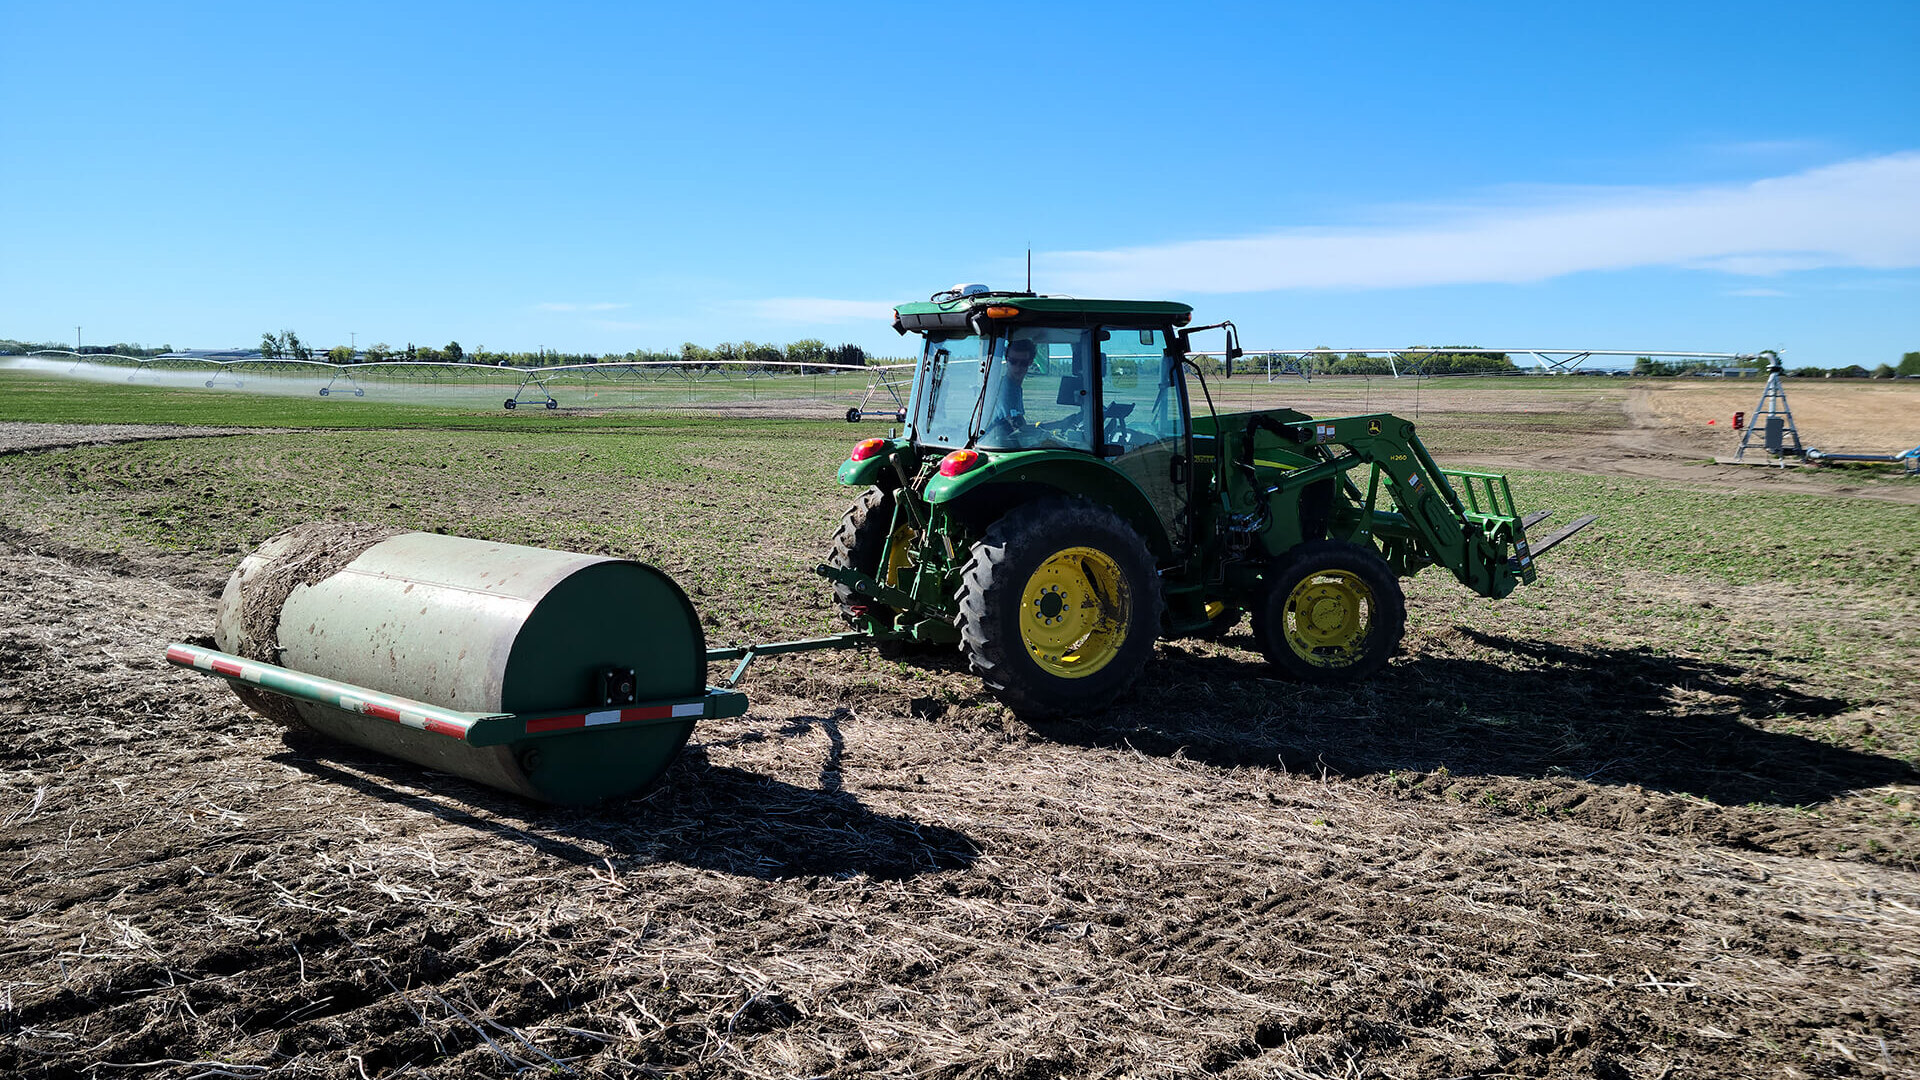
[
  {"left": 957, "top": 496, "right": 1161, "bottom": 718},
  {"left": 1253, "top": 541, "right": 1405, "bottom": 683},
  {"left": 825, "top": 485, "right": 918, "bottom": 630}
]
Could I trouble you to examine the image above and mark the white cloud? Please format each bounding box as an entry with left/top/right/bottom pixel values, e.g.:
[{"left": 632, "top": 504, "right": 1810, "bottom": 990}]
[
  {"left": 536, "top": 302, "right": 629, "bottom": 312},
  {"left": 744, "top": 297, "right": 898, "bottom": 325},
  {"left": 1046, "top": 152, "right": 1920, "bottom": 295}
]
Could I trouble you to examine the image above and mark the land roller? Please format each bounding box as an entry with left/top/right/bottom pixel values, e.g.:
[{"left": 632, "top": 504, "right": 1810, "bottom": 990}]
[{"left": 168, "top": 287, "right": 1592, "bottom": 803}]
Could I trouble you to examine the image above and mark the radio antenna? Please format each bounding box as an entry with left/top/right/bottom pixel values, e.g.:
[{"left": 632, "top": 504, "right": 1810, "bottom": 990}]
[{"left": 1026, "top": 248, "right": 1032, "bottom": 294}]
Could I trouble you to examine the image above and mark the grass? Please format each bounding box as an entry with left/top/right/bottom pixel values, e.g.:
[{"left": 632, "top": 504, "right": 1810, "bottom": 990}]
[
  {"left": 0, "top": 369, "right": 877, "bottom": 432},
  {"left": 1509, "top": 469, "right": 1920, "bottom": 591}
]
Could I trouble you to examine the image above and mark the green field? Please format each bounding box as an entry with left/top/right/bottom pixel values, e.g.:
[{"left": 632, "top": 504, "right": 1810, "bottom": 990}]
[{"left": 0, "top": 360, "right": 891, "bottom": 425}]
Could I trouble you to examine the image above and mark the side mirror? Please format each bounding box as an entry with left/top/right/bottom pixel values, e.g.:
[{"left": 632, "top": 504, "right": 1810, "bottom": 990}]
[{"left": 1225, "top": 325, "right": 1243, "bottom": 379}]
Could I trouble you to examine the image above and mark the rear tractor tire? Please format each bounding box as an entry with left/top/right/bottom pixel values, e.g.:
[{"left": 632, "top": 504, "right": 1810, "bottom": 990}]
[
  {"left": 826, "top": 485, "right": 919, "bottom": 633},
  {"left": 956, "top": 497, "right": 1161, "bottom": 718},
  {"left": 1253, "top": 541, "right": 1405, "bottom": 684}
]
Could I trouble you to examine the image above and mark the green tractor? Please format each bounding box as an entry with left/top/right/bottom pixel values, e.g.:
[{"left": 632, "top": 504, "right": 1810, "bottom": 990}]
[{"left": 821, "top": 285, "right": 1593, "bottom": 717}]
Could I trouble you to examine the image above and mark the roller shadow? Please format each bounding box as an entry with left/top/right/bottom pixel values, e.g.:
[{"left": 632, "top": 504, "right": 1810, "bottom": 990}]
[
  {"left": 268, "top": 710, "right": 977, "bottom": 880},
  {"left": 1037, "top": 628, "right": 1916, "bottom": 808}
]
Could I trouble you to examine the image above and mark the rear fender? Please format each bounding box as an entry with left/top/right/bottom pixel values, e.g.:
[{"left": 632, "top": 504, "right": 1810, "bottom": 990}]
[
  {"left": 923, "top": 449, "right": 1173, "bottom": 560},
  {"left": 836, "top": 438, "right": 913, "bottom": 488}
]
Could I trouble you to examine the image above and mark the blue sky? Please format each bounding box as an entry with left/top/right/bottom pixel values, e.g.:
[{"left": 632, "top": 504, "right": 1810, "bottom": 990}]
[{"left": 3, "top": 1, "right": 1916, "bottom": 366}]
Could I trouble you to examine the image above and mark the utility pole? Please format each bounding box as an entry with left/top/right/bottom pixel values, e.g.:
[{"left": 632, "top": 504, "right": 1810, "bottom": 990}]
[
  {"left": 350, "top": 331, "right": 356, "bottom": 351},
  {"left": 75, "top": 326, "right": 81, "bottom": 352}
]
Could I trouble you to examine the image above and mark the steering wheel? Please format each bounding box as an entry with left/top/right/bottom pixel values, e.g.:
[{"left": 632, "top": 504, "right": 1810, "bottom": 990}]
[
  {"left": 1102, "top": 400, "right": 1139, "bottom": 448},
  {"left": 982, "top": 411, "right": 1026, "bottom": 444}
]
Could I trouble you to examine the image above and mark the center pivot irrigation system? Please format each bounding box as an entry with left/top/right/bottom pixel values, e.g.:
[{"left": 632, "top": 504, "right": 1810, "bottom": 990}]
[
  {"left": 27, "top": 345, "right": 1770, "bottom": 419},
  {"left": 1220, "top": 347, "right": 1767, "bottom": 381},
  {"left": 166, "top": 285, "right": 1598, "bottom": 805},
  {"left": 27, "top": 349, "right": 914, "bottom": 413}
]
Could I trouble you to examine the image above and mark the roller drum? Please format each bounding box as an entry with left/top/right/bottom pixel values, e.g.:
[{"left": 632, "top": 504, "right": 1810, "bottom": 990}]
[{"left": 214, "top": 528, "right": 705, "bottom": 803}]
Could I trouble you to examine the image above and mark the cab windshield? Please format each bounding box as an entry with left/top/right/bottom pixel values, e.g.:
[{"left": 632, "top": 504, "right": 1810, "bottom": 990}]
[
  {"left": 907, "top": 329, "right": 1095, "bottom": 453},
  {"left": 906, "top": 333, "right": 991, "bottom": 449}
]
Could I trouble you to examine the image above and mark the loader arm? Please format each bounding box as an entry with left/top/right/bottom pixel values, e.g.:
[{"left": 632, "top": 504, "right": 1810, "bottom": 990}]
[{"left": 1237, "top": 413, "right": 1589, "bottom": 599}]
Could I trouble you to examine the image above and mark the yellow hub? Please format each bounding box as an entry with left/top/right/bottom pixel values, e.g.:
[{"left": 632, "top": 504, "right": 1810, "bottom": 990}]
[
  {"left": 882, "top": 523, "right": 916, "bottom": 588},
  {"left": 1018, "top": 546, "right": 1130, "bottom": 679},
  {"left": 1282, "top": 569, "right": 1373, "bottom": 668}
]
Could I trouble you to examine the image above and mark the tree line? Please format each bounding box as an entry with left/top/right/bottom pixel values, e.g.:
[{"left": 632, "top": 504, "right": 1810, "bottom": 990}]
[
  {"left": 1234, "top": 349, "right": 1517, "bottom": 376},
  {"left": 257, "top": 332, "right": 886, "bottom": 370},
  {"left": 1312, "top": 349, "right": 1516, "bottom": 376},
  {"left": 1, "top": 338, "right": 174, "bottom": 357}
]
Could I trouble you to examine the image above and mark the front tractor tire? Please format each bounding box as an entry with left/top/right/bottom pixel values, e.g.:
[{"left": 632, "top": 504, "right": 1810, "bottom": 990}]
[
  {"left": 1253, "top": 541, "right": 1406, "bottom": 684},
  {"left": 957, "top": 497, "right": 1162, "bottom": 719},
  {"left": 826, "top": 485, "right": 917, "bottom": 630}
]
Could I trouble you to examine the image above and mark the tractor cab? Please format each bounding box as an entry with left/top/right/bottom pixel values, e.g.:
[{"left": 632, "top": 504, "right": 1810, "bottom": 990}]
[
  {"left": 884, "top": 290, "right": 1198, "bottom": 552},
  {"left": 894, "top": 289, "right": 1195, "bottom": 458}
]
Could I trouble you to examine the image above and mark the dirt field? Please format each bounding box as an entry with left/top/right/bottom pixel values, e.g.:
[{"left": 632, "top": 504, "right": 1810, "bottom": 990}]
[{"left": 1, "top": 379, "right": 1916, "bottom": 1079}]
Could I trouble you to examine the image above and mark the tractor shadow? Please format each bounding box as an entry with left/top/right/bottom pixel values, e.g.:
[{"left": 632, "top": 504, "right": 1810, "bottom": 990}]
[
  {"left": 270, "top": 712, "right": 978, "bottom": 881},
  {"left": 1036, "top": 628, "right": 1917, "bottom": 809}
]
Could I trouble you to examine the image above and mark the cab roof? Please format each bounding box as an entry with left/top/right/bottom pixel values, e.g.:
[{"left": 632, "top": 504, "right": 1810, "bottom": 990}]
[{"left": 892, "top": 292, "right": 1193, "bottom": 334}]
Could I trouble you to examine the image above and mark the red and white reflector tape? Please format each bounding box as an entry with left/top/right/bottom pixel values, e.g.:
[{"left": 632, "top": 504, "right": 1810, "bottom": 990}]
[
  {"left": 525, "top": 701, "right": 705, "bottom": 734},
  {"left": 166, "top": 643, "right": 710, "bottom": 741},
  {"left": 165, "top": 643, "right": 477, "bottom": 740}
]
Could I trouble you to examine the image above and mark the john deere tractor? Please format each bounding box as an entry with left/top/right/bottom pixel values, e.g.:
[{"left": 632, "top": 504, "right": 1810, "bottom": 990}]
[{"left": 822, "top": 285, "right": 1591, "bottom": 717}]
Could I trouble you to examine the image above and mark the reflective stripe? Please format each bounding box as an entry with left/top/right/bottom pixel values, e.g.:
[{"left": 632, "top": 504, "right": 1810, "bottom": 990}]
[
  {"left": 166, "top": 642, "right": 478, "bottom": 742},
  {"left": 524, "top": 701, "right": 703, "bottom": 735}
]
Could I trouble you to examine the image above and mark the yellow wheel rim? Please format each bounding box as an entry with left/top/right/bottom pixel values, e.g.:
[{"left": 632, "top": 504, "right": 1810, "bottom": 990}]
[
  {"left": 1282, "top": 569, "right": 1373, "bottom": 668},
  {"left": 1018, "top": 546, "right": 1131, "bottom": 679},
  {"left": 882, "top": 523, "right": 916, "bottom": 588}
]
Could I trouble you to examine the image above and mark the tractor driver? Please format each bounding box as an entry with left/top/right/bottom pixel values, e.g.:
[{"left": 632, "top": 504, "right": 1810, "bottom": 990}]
[{"left": 985, "top": 338, "right": 1037, "bottom": 440}]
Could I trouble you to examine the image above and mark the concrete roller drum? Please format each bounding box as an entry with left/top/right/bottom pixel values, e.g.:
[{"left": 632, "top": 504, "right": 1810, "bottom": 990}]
[{"left": 210, "top": 525, "right": 709, "bottom": 804}]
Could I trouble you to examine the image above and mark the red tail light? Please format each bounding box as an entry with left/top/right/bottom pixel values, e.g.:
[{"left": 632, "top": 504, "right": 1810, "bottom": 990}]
[
  {"left": 938, "top": 449, "right": 983, "bottom": 477},
  {"left": 850, "top": 438, "right": 888, "bottom": 462}
]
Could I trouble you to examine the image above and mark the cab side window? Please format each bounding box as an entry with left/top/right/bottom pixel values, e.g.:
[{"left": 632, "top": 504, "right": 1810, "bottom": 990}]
[{"left": 1099, "top": 328, "right": 1180, "bottom": 455}]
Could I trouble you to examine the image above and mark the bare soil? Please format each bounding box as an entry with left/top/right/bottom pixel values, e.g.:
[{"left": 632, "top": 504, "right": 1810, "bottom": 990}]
[
  {"left": 1, "top": 387, "right": 1917, "bottom": 1079},
  {"left": 0, "top": 423, "right": 277, "bottom": 456},
  {"left": 1479, "top": 382, "right": 1920, "bottom": 504}
]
